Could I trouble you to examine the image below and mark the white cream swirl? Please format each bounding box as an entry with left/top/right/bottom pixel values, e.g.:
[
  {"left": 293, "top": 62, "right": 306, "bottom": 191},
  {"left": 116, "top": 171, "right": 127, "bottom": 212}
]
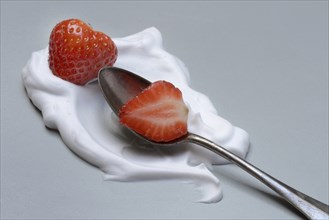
[{"left": 22, "top": 27, "right": 249, "bottom": 203}]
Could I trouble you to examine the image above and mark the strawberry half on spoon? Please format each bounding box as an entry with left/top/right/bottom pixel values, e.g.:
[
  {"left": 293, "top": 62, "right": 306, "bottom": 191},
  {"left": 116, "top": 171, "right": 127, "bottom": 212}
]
[{"left": 119, "top": 80, "right": 189, "bottom": 142}]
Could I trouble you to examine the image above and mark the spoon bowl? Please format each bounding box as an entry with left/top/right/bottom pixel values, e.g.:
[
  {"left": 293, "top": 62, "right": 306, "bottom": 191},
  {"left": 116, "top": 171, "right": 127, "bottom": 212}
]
[
  {"left": 98, "top": 66, "right": 329, "bottom": 219},
  {"left": 98, "top": 66, "right": 189, "bottom": 146}
]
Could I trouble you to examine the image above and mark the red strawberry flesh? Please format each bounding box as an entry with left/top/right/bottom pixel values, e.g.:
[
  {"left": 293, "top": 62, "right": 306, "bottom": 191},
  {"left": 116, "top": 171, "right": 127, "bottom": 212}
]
[{"left": 119, "top": 80, "right": 189, "bottom": 142}]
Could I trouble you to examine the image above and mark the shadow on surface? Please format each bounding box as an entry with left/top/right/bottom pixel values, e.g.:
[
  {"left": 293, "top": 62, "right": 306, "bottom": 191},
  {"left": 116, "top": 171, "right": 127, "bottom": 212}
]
[{"left": 215, "top": 164, "right": 306, "bottom": 219}]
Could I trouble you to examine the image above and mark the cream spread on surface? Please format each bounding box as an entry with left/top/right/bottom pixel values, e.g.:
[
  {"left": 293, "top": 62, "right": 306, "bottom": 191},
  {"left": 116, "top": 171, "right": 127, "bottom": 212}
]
[{"left": 22, "top": 27, "right": 250, "bottom": 203}]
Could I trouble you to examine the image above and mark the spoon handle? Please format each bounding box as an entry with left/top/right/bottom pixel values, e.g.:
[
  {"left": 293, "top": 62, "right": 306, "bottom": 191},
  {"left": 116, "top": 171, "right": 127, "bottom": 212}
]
[{"left": 187, "top": 133, "right": 329, "bottom": 219}]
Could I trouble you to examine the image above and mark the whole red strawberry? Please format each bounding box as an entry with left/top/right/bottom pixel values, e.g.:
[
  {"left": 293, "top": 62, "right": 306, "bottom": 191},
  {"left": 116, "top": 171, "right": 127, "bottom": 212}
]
[{"left": 48, "top": 19, "right": 117, "bottom": 85}]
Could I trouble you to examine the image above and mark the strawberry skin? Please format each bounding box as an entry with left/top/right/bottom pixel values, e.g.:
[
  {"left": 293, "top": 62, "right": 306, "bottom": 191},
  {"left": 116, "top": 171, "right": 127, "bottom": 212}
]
[
  {"left": 119, "top": 81, "right": 189, "bottom": 142},
  {"left": 48, "top": 19, "right": 117, "bottom": 85}
]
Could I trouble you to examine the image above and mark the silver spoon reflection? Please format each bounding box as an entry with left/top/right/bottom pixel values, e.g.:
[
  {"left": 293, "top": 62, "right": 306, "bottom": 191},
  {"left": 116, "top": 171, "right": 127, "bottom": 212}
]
[{"left": 98, "top": 66, "right": 328, "bottom": 219}]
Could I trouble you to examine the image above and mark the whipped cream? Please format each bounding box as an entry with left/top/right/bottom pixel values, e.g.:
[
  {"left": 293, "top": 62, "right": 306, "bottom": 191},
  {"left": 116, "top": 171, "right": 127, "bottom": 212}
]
[{"left": 22, "top": 27, "right": 249, "bottom": 203}]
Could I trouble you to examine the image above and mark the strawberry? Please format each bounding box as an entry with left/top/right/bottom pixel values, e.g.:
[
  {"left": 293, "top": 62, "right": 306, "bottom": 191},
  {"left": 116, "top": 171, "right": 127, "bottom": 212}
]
[
  {"left": 119, "top": 80, "right": 189, "bottom": 142},
  {"left": 48, "top": 19, "right": 117, "bottom": 85}
]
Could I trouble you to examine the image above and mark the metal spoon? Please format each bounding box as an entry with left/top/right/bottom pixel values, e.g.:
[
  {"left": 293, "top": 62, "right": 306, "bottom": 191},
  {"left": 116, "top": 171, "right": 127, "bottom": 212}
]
[{"left": 98, "top": 66, "right": 329, "bottom": 219}]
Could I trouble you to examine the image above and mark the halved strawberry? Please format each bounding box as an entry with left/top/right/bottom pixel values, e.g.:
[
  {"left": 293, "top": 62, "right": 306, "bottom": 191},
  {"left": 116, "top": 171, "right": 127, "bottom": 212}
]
[
  {"left": 119, "top": 81, "right": 189, "bottom": 142},
  {"left": 48, "top": 19, "right": 117, "bottom": 85}
]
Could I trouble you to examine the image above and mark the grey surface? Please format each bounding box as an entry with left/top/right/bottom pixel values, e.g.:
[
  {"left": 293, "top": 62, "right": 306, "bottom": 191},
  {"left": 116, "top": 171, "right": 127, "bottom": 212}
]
[{"left": 1, "top": 1, "right": 328, "bottom": 219}]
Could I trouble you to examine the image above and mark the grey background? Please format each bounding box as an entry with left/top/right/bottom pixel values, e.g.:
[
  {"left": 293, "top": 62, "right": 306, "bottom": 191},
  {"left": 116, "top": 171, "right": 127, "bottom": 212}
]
[{"left": 1, "top": 1, "right": 328, "bottom": 219}]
